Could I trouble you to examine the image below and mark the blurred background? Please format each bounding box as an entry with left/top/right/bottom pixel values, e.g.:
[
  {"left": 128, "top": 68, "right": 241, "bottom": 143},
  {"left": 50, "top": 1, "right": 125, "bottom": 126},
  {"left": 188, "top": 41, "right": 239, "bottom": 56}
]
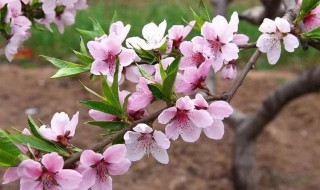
[{"left": 0, "top": 0, "right": 320, "bottom": 189}]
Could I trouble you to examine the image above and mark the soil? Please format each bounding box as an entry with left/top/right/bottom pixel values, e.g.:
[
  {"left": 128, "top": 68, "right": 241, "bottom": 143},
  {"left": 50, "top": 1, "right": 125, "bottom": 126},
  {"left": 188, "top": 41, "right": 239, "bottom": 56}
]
[{"left": 0, "top": 64, "right": 319, "bottom": 190}]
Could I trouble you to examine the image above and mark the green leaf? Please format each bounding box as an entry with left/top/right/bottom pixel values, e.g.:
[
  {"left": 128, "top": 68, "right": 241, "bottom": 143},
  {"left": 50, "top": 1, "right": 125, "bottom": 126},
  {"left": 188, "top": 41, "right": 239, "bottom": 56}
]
[
  {"left": 90, "top": 18, "right": 106, "bottom": 36},
  {"left": 87, "top": 121, "right": 125, "bottom": 130},
  {"left": 122, "top": 93, "right": 131, "bottom": 115},
  {"left": 79, "top": 36, "right": 89, "bottom": 55},
  {"left": 148, "top": 84, "right": 165, "bottom": 100},
  {"left": 80, "top": 81, "right": 105, "bottom": 100},
  {"left": 159, "top": 62, "right": 167, "bottom": 81},
  {"left": 51, "top": 67, "right": 89, "bottom": 78},
  {"left": 77, "top": 28, "right": 100, "bottom": 39},
  {"left": 41, "top": 56, "right": 79, "bottom": 68},
  {"left": 166, "top": 55, "right": 181, "bottom": 75},
  {"left": 136, "top": 64, "right": 154, "bottom": 81},
  {"left": 73, "top": 50, "right": 94, "bottom": 65},
  {"left": 163, "top": 72, "right": 178, "bottom": 101},
  {"left": 101, "top": 75, "right": 121, "bottom": 109},
  {"left": 80, "top": 100, "right": 122, "bottom": 116},
  {"left": 296, "top": 0, "right": 320, "bottom": 22},
  {"left": 27, "top": 116, "right": 42, "bottom": 139},
  {"left": 199, "top": 0, "right": 211, "bottom": 22},
  {"left": 0, "top": 130, "right": 21, "bottom": 167},
  {"left": 190, "top": 7, "right": 205, "bottom": 29},
  {"left": 9, "top": 134, "right": 68, "bottom": 156},
  {"left": 301, "top": 27, "right": 320, "bottom": 40},
  {"left": 112, "top": 135, "right": 125, "bottom": 145},
  {"left": 111, "top": 60, "right": 120, "bottom": 108}
]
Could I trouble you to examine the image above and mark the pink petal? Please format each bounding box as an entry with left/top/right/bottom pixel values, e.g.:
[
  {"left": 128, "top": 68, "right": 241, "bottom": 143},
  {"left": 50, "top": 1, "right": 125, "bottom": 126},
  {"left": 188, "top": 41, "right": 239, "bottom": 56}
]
[
  {"left": 175, "top": 74, "right": 195, "bottom": 95},
  {"left": 179, "top": 41, "right": 194, "bottom": 55},
  {"left": 18, "top": 160, "right": 42, "bottom": 180},
  {"left": 193, "top": 93, "right": 209, "bottom": 108},
  {"left": 22, "top": 128, "right": 31, "bottom": 135},
  {"left": 90, "top": 60, "right": 108, "bottom": 75},
  {"left": 150, "top": 145, "right": 169, "bottom": 164},
  {"left": 208, "top": 101, "right": 233, "bottom": 120},
  {"left": 20, "top": 178, "right": 43, "bottom": 190},
  {"left": 201, "top": 22, "right": 217, "bottom": 41},
  {"left": 50, "top": 112, "right": 70, "bottom": 136},
  {"left": 39, "top": 126, "right": 57, "bottom": 141},
  {"left": 91, "top": 176, "right": 112, "bottom": 190},
  {"left": 158, "top": 107, "right": 177, "bottom": 124},
  {"left": 153, "top": 130, "right": 170, "bottom": 149},
  {"left": 128, "top": 93, "right": 153, "bottom": 111},
  {"left": 188, "top": 109, "right": 213, "bottom": 128},
  {"left": 119, "top": 48, "right": 135, "bottom": 67},
  {"left": 275, "top": 17, "right": 291, "bottom": 33},
  {"left": 259, "top": 18, "right": 277, "bottom": 33},
  {"left": 42, "top": 0, "right": 56, "bottom": 14},
  {"left": 87, "top": 41, "right": 106, "bottom": 60},
  {"left": 124, "top": 131, "right": 141, "bottom": 144},
  {"left": 283, "top": 34, "right": 299, "bottom": 52},
  {"left": 221, "top": 43, "right": 239, "bottom": 61},
  {"left": 66, "top": 111, "right": 79, "bottom": 137},
  {"left": 256, "top": 34, "right": 275, "bottom": 53},
  {"left": 2, "top": 167, "right": 19, "bottom": 184},
  {"left": 41, "top": 153, "right": 64, "bottom": 173},
  {"left": 211, "top": 56, "right": 224, "bottom": 73},
  {"left": 103, "top": 144, "right": 127, "bottom": 164},
  {"left": 89, "top": 109, "right": 116, "bottom": 121},
  {"left": 203, "top": 120, "right": 225, "bottom": 140},
  {"left": 78, "top": 168, "right": 96, "bottom": 190},
  {"left": 176, "top": 96, "right": 194, "bottom": 111},
  {"left": 80, "top": 150, "right": 103, "bottom": 167},
  {"left": 55, "top": 169, "right": 82, "bottom": 189},
  {"left": 102, "top": 37, "right": 122, "bottom": 56},
  {"left": 165, "top": 123, "right": 180, "bottom": 140},
  {"left": 181, "top": 20, "right": 196, "bottom": 39},
  {"left": 132, "top": 123, "right": 153, "bottom": 133},
  {"left": 266, "top": 40, "right": 281, "bottom": 64},
  {"left": 229, "top": 12, "right": 239, "bottom": 33},
  {"left": 125, "top": 141, "right": 145, "bottom": 161},
  {"left": 168, "top": 25, "right": 184, "bottom": 40},
  {"left": 107, "top": 159, "right": 131, "bottom": 175},
  {"left": 233, "top": 34, "right": 249, "bottom": 46},
  {"left": 109, "top": 21, "right": 130, "bottom": 43},
  {"left": 211, "top": 16, "right": 229, "bottom": 39},
  {"left": 180, "top": 122, "right": 202, "bottom": 142}
]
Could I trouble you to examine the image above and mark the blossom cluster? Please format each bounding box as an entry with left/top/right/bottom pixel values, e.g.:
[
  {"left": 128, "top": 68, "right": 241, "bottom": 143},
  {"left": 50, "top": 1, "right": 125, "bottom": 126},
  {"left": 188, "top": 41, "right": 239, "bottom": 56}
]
[
  {"left": 2, "top": 0, "right": 317, "bottom": 188},
  {"left": 0, "top": 0, "right": 87, "bottom": 61}
]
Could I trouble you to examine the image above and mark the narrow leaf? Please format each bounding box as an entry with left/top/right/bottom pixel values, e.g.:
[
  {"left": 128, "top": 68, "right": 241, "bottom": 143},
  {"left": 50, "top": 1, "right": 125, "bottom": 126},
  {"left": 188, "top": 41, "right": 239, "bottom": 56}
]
[
  {"left": 80, "top": 100, "right": 122, "bottom": 116},
  {"left": 87, "top": 121, "right": 125, "bottom": 130},
  {"left": 51, "top": 67, "right": 89, "bottom": 78}
]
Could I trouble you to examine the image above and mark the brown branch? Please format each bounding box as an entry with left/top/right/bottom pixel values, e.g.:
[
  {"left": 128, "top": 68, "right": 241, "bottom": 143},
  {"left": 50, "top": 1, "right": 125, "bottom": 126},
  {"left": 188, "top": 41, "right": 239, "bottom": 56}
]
[
  {"left": 238, "top": 42, "right": 257, "bottom": 49},
  {"left": 226, "top": 49, "right": 262, "bottom": 102}
]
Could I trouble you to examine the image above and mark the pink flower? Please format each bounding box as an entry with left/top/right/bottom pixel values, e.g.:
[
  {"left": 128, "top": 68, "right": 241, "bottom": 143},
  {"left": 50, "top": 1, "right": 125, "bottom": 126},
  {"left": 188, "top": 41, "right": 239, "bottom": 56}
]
[
  {"left": 167, "top": 20, "right": 196, "bottom": 51},
  {"left": 158, "top": 96, "right": 213, "bottom": 142},
  {"left": 175, "top": 60, "right": 211, "bottom": 95},
  {"left": 2, "top": 167, "right": 19, "bottom": 185},
  {"left": 41, "top": 0, "right": 77, "bottom": 14},
  {"left": 88, "top": 34, "right": 135, "bottom": 81},
  {"left": 128, "top": 78, "right": 154, "bottom": 112},
  {"left": 298, "top": 0, "right": 320, "bottom": 31},
  {"left": 126, "top": 20, "right": 167, "bottom": 50},
  {"left": 18, "top": 153, "right": 82, "bottom": 190},
  {"left": 221, "top": 61, "right": 237, "bottom": 80},
  {"left": 109, "top": 21, "right": 131, "bottom": 44},
  {"left": 89, "top": 109, "right": 116, "bottom": 121},
  {"left": 39, "top": 111, "right": 79, "bottom": 146},
  {"left": 54, "top": 8, "right": 76, "bottom": 34},
  {"left": 257, "top": 17, "right": 299, "bottom": 64},
  {"left": 193, "top": 94, "right": 233, "bottom": 139},
  {"left": 200, "top": 14, "right": 239, "bottom": 72},
  {"left": 229, "top": 12, "right": 249, "bottom": 46},
  {"left": 124, "top": 123, "right": 170, "bottom": 164},
  {"left": 79, "top": 145, "right": 131, "bottom": 190},
  {"left": 179, "top": 40, "right": 210, "bottom": 70}
]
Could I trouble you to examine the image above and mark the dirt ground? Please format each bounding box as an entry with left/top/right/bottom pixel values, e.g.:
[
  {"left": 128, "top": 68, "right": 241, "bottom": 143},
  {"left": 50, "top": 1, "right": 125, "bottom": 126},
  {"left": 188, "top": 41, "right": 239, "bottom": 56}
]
[{"left": 0, "top": 64, "right": 319, "bottom": 190}]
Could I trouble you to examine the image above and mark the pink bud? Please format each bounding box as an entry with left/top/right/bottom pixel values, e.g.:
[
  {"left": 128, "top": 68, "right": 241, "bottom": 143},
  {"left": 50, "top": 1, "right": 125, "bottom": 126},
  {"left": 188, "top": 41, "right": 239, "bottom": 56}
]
[{"left": 221, "top": 62, "right": 237, "bottom": 80}]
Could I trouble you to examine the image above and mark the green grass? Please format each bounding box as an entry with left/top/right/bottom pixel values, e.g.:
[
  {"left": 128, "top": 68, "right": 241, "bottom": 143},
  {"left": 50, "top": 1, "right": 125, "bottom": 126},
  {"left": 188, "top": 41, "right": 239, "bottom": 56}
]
[{"left": 23, "top": 0, "right": 319, "bottom": 70}]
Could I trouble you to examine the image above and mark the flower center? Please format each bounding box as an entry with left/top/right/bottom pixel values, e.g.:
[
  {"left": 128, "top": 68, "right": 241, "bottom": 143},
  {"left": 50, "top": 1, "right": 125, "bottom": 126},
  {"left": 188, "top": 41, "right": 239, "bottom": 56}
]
[
  {"left": 41, "top": 171, "right": 58, "bottom": 190},
  {"left": 209, "top": 39, "right": 223, "bottom": 54},
  {"left": 192, "top": 52, "right": 206, "bottom": 66},
  {"left": 274, "top": 30, "right": 283, "bottom": 39},
  {"left": 96, "top": 161, "right": 110, "bottom": 182},
  {"left": 104, "top": 53, "right": 117, "bottom": 75}
]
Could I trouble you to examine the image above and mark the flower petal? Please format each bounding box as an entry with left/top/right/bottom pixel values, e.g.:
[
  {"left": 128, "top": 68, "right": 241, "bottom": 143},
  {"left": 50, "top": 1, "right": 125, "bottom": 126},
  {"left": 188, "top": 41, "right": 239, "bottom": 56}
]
[
  {"left": 132, "top": 123, "right": 153, "bottom": 133},
  {"left": 103, "top": 144, "right": 127, "bottom": 164},
  {"left": 91, "top": 176, "right": 112, "bottom": 190},
  {"left": 55, "top": 169, "right": 82, "bottom": 189},
  {"left": 158, "top": 107, "right": 177, "bottom": 124},
  {"left": 2, "top": 167, "right": 19, "bottom": 184},
  {"left": 275, "top": 17, "right": 291, "bottom": 33},
  {"left": 188, "top": 109, "right": 213, "bottom": 128},
  {"left": 180, "top": 122, "right": 202, "bottom": 142},
  {"left": 107, "top": 159, "right": 131, "bottom": 175},
  {"left": 283, "top": 34, "right": 299, "bottom": 52},
  {"left": 77, "top": 168, "right": 96, "bottom": 190},
  {"left": 150, "top": 145, "right": 169, "bottom": 164},
  {"left": 266, "top": 40, "right": 281, "bottom": 65},
  {"left": 20, "top": 178, "right": 43, "bottom": 190},
  {"left": 66, "top": 111, "right": 79, "bottom": 137},
  {"left": 80, "top": 150, "right": 103, "bottom": 167},
  {"left": 153, "top": 130, "right": 170, "bottom": 149},
  {"left": 203, "top": 119, "right": 225, "bottom": 140},
  {"left": 18, "top": 160, "right": 42, "bottom": 180},
  {"left": 41, "top": 153, "right": 64, "bottom": 173},
  {"left": 50, "top": 112, "right": 70, "bottom": 136},
  {"left": 39, "top": 126, "right": 57, "bottom": 141},
  {"left": 208, "top": 101, "right": 233, "bottom": 120},
  {"left": 125, "top": 141, "right": 145, "bottom": 161},
  {"left": 259, "top": 18, "right": 277, "bottom": 33}
]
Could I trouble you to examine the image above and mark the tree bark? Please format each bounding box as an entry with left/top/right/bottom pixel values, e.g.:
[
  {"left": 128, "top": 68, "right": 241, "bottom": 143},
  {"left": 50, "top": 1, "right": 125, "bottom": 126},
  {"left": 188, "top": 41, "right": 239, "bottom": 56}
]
[{"left": 232, "top": 66, "right": 320, "bottom": 190}]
